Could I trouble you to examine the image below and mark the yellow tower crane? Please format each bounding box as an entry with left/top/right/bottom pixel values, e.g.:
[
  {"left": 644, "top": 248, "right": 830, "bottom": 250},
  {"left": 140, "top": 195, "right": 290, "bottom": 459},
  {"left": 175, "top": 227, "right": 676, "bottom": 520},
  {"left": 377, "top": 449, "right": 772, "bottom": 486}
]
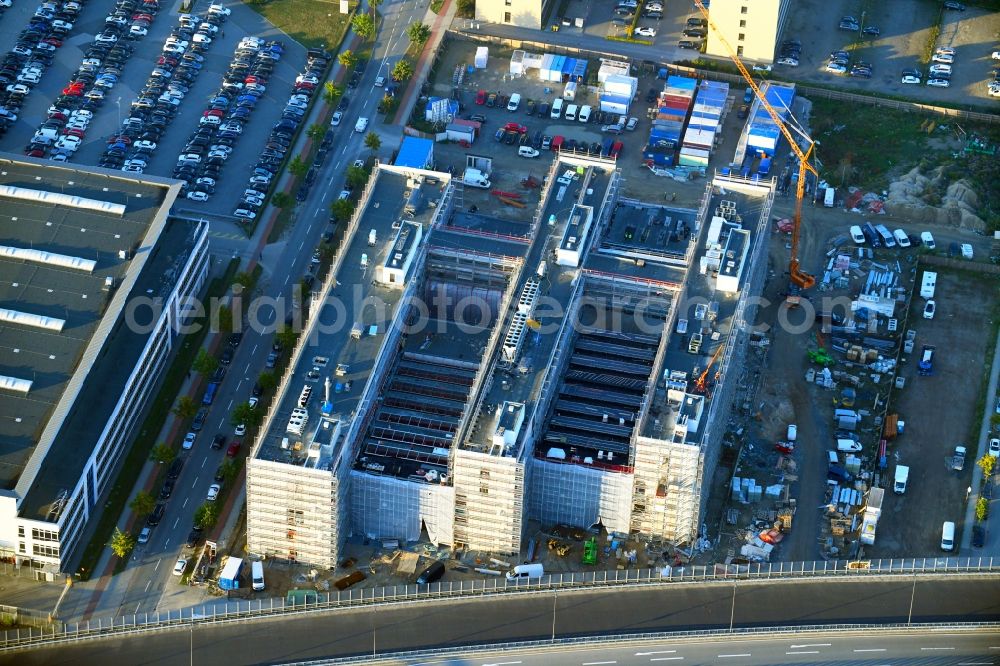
[{"left": 693, "top": 0, "right": 818, "bottom": 293}]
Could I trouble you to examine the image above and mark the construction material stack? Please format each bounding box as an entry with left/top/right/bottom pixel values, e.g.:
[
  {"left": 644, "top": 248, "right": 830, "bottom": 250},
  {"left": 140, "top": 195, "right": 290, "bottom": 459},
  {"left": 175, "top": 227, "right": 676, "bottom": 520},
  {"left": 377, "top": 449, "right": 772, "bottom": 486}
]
[
  {"left": 644, "top": 75, "right": 696, "bottom": 168},
  {"left": 739, "top": 81, "right": 796, "bottom": 170},
  {"left": 679, "top": 80, "right": 728, "bottom": 169}
]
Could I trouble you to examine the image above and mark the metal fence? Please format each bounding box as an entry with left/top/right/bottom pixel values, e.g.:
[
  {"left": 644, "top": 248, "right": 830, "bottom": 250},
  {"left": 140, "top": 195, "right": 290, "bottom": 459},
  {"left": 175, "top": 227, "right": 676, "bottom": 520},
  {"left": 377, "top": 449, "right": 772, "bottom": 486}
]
[
  {"left": 3, "top": 556, "right": 998, "bottom": 650},
  {"left": 448, "top": 30, "right": 1000, "bottom": 125}
]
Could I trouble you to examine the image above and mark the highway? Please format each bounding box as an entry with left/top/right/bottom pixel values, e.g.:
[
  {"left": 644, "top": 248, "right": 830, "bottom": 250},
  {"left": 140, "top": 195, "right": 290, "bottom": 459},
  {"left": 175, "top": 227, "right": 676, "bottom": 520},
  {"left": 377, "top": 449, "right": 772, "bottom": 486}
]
[
  {"left": 11, "top": 576, "right": 1000, "bottom": 663},
  {"left": 84, "top": 0, "right": 430, "bottom": 620}
]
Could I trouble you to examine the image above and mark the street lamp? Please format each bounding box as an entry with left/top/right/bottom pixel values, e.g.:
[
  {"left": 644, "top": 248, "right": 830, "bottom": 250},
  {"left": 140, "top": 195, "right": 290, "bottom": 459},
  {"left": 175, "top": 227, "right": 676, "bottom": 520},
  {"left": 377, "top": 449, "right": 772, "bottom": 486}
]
[{"left": 116, "top": 96, "right": 122, "bottom": 130}]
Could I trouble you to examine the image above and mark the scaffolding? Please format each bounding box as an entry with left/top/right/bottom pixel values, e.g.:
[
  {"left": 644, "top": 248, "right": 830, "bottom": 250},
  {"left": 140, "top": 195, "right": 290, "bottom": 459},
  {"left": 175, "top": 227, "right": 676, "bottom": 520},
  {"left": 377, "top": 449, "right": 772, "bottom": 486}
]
[
  {"left": 349, "top": 470, "right": 455, "bottom": 545},
  {"left": 527, "top": 457, "right": 633, "bottom": 534},
  {"left": 452, "top": 447, "right": 525, "bottom": 554}
]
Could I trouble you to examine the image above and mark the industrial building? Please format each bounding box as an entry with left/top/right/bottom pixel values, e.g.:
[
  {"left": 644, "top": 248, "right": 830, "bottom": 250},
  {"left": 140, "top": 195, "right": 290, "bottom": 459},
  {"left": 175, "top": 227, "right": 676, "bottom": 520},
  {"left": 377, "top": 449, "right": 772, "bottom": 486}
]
[
  {"left": 0, "top": 156, "right": 209, "bottom": 573},
  {"left": 704, "top": 0, "right": 792, "bottom": 64},
  {"left": 476, "top": 0, "right": 553, "bottom": 30},
  {"left": 245, "top": 155, "right": 777, "bottom": 567}
]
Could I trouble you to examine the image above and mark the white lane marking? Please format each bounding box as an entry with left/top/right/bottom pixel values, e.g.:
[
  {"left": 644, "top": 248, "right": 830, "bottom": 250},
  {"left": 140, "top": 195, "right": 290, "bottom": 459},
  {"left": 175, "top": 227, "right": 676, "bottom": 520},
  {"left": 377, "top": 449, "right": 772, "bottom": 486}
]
[
  {"left": 298, "top": 240, "right": 305, "bottom": 250},
  {"left": 786, "top": 651, "right": 819, "bottom": 655},
  {"left": 718, "top": 655, "right": 751, "bottom": 659},
  {"left": 649, "top": 659, "right": 683, "bottom": 663},
  {"left": 182, "top": 497, "right": 188, "bottom": 509},
  {"left": 481, "top": 662, "right": 522, "bottom": 666},
  {"left": 153, "top": 559, "right": 161, "bottom": 572},
  {"left": 306, "top": 224, "right": 312, "bottom": 234},
  {"left": 921, "top": 647, "right": 955, "bottom": 651},
  {"left": 227, "top": 399, "right": 233, "bottom": 410},
  {"left": 144, "top": 579, "right": 152, "bottom": 592},
  {"left": 582, "top": 661, "right": 617, "bottom": 665},
  {"left": 284, "top": 274, "right": 290, "bottom": 285},
  {"left": 251, "top": 343, "right": 258, "bottom": 356},
  {"left": 791, "top": 644, "right": 830, "bottom": 648},
  {"left": 341, "top": 144, "right": 349, "bottom": 155},
  {"left": 201, "top": 457, "right": 207, "bottom": 468},
  {"left": 191, "top": 476, "right": 199, "bottom": 488},
  {"left": 134, "top": 602, "right": 140, "bottom": 614},
  {"left": 172, "top": 517, "right": 179, "bottom": 529},
  {"left": 853, "top": 649, "right": 886, "bottom": 652},
  {"left": 636, "top": 652, "right": 676, "bottom": 657},
  {"left": 314, "top": 208, "right": 321, "bottom": 218},
  {"left": 958, "top": 662, "right": 994, "bottom": 665}
]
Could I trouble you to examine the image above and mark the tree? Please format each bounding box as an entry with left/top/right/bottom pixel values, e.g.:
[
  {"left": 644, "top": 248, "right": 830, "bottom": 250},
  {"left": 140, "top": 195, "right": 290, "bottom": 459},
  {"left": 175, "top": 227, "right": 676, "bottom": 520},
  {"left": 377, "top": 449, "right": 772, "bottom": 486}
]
[
  {"left": 276, "top": 325, "right": 298, "bottom": 351},
  {"left": 193, "top": 503, "right": 219, "bottom": 530},
  {"left": 258, "top": 370, "right": 278, "bottom": 393},
  {"left": 391, "top": 58, "right": 414, "bottom": 82},
  {"left": 272, "top": 191, "right": 292, "bottom": 209},
  {"left": 218, "top": 459, "right": 240, "bottom": 484},
  {"left": 150, "top": 442, "right": 176, "bottom": 465},
  {"left": 231, "top": 401, "right": 263, "bottom": 428},
  {"left": 173, "top": 395, "right": 198, "bottom": 421},
  {"left": 406, "top": 21, "right": 430, "bottom": 46},
  {"left": 307, "top": 123, "right": 326, "bottom": 141},
  {"left": 364, "top": 131, "right": 381, "bottom": 156},
  {"left": 323, "top": 81, "right": 343, "bottom": 105},
  {"left": 976, "top": 497, "right": 989, "bottom": 522},
  {"left": 129, "top": 490, "right": 156, "bottom": 517},
  {"left": 330, "top": 197, "right": 355, "bottom": 222},
  {"left": 352, "top": 13, "right": 375, "bottom": 41},
  {"left": 109, "top": 527, "right": 135, "bottom": 559},
  {"left": 192, "top": 349, "right": 218, "bottom": 377},
  {"left": 217, "top": 304, "right": 234, "bottom": 334},
  {"left": 233, "top": 271, "right": 255, "bottom": 289},
  {"left": 346, "top": 165, "right": 369, "bottom": 190},
  {"left": 289, "top": 155, "right": 308, "bottom": 177},
  {"left": 456, "top": 0, "right": 475, "bottom": 18},
  {"left": 368, "top": 0, "right": 382, "bottom": 16},
  {"left": 338, "top": 49, "right": 356, "bottom": 70},
  {"left": 978, "top": 454, "right": 996, "bottom": 479}
]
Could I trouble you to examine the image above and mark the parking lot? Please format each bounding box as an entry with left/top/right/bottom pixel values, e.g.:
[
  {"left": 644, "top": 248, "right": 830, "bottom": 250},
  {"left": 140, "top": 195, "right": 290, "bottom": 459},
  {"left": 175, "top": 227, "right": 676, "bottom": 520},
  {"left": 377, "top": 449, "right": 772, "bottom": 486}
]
[
  {"left": 0, "top": 0, "right": 307, "bottom": 218},
  {"left": 780, "top": 0, "right": 1000, "bottom": 104}
]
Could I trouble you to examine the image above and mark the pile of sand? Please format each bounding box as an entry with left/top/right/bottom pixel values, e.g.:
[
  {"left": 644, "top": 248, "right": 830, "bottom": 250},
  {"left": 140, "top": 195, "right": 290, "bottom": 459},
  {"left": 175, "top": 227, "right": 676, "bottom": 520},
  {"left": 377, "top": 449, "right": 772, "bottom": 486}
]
[{"left": 885, "top": 166, "right": 985, "bottom": 230}]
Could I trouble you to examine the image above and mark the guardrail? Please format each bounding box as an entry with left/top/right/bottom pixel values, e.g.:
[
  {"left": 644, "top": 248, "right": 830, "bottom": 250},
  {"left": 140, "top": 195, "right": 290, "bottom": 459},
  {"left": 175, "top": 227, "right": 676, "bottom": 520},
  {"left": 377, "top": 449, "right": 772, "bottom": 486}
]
[
  {"left": 305, "top": 622, "right": 1000, "bottom": 665},
  {"left": 3, "top": 556, "right": 998, "bottom": 650}
]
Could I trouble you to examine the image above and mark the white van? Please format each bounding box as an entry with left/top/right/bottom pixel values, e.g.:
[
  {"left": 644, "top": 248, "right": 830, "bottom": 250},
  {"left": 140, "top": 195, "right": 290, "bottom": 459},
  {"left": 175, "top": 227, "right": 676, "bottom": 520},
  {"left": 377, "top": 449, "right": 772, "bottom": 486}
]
[
  {"left": 563, "top": 81, "right": 577, "bottom": 100},
  {"left": 578, "top": 105, "right": 592, "bottom": 123},
  {"left": 961, "top": 243, "right": 973, "bottom": 259},
  {"left": 893, "top": 465, "right": 909, "bottom": 494},
  {"left": 849, "top": 225, "right": 865, "bottom": 244},
  {"left": 251, "top": 560, "right": 265, "bottom": 591},
  {"left": 360, "top": 253, "right": 368, "bottom": 268},
  {"left": 836, "top": 438, "right": 862, "bottom": 453},
  {"left": 565, "top": 103, "right": 578, "bottom": 121},
  {"left": 920, "top": 231, "right": 935, "bottom": 249},
  {"left": 823, "top": 187, "right": 835, "bottom": 208},
  {"left": 893, "top": 228, "right": 911, "bottom": 247},
  {"left": 874, "top": 224, "right": 896, "bottom": 247},
  {"left": 920, "top": 270, "right": 937, "bottom": 299},
  {"left": 940, "top": 521, "right": 955, "bottom": 551},
  {"left": 506, "top": 563, "right": 545, "bottom": 581},
  {"left": 368, "top": 229, "right": 377, "bottom": 246},
  {"left": 550, "top": 98, "right": 564, "bottom": 119},
  {"left": 507, "top": 92, "right": 521, "bottom": 112}
]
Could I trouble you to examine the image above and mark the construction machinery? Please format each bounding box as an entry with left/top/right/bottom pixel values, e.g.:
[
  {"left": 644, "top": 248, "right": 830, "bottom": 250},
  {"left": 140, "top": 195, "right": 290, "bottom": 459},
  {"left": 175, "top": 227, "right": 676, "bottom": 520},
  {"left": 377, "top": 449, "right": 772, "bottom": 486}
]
[
  {"left": 693, "top": 0, "right": 818, "bottom": 296},
  {"left": 692, "top": 344, "right": 724, "bottom": 395}
]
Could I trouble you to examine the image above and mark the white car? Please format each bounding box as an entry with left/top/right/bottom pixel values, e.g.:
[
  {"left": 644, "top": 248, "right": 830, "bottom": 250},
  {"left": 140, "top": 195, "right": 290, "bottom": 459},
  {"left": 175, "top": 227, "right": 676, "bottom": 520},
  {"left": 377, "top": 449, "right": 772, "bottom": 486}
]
[
  {"left": 50, "top": 154, "right": 69, "bottom": 162},
  {"left": 192, "top": 33, "right": 212, "bottom": 44},
  {"left": 993, "top": 51, "right": 1000, "bottom": 60},
  {"left": 199, "top": 22, "right": 219, "bottom": 34},
  {"left": 777, "top": 57, "right": 800, "bottom": 67},
  {"left": 935, "top": 47, "right": 956, "bottom": 56},
  {"left": 989, "top": 438, "right": 1000, "bottom": 457},
  {"left": 54, "top": 136, "right": 81, "bottom": 151},
  {"left": 209, "top": 3, "right": 232, "bottom": 16},
  {"left": 923, "top": 299, "right": 936, "bottom": 319},
  {"left": 129, "top": 26, "right": 148, "bottom": 37},
  {"left": 138, "top": 527, "right": 152, "bottom": 544},
  {"left": 173, "top": 558, "right": 187, "bottom": 576},
  {"left": 234, "top": 208, "right": 256, "bottom": 220},
  {"left": 71, "top": 109, "right": 93, "bottom": 120},
  {"left": 206, "top": 483, "right": 221, "bottom": 501},
  {"left": 901, "top": 74, "right": 921, "bottom": 84},
  {"left": 134, "top": 140, "right": 156, "bottom": 150},
  {"left": 825, "top": 62, "right": 847, "bottom": 74},
  {"left": 248, "top": 397, "right": 259, "bottom": 409},
  {"left": 235, "top": 423, "right": 247, "bottom": 436},
  {"left": 355, "top": 117, "right": 369, "bottom": 133},
  {"left": 17, "top": 71, "right": 41, "bottom": 84},
  {"left": 634, "top": 26, "right": 657, "bottom": 38},
  {"left": 187, "top": 191, "right": 209, "bottom": 201},
  {"left": 929, "top": 64, "right": 952, "bottom": 75},
  {"left": 243, "top": 195, "right": 264, "bottom": 207},
  {"left": 787, "top": 424, "right": 797, "bottom": 441},
  {"left": 196, "top": 177, "right": 216, "bottom": 188},
  {"left": 752, "top": 64, "right": 773, "bottom": 73},
  {"left": 931, "top": 52, "right": 954, "bottom": 64},
  {"left": 183, "top": 432, "right": 196, "bottom": 449},
  {"left": 121, "top": 164, "right": 144, "bottom": 173},
  {"left": 926, "top": 78, "right": 950, "bottom": 87},
  {"left": 331, "top": 111, "right": 343, "bottom": 126}
]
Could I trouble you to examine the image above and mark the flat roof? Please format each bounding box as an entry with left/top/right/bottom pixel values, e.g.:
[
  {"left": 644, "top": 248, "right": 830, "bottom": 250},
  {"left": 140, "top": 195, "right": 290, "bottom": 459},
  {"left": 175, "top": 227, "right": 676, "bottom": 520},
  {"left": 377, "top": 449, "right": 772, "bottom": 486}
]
[
  {"left": 384, "top": 221, "right": 421, "bottom": 272},
  {"left": 0, "top": 155, "right": 184, "bottom": 519},
  {"left": 255, "top": 170, "right": 443, "bottom": 466},
  {"left": 720, "top": 229, "right": 749, "bottom": 278}
]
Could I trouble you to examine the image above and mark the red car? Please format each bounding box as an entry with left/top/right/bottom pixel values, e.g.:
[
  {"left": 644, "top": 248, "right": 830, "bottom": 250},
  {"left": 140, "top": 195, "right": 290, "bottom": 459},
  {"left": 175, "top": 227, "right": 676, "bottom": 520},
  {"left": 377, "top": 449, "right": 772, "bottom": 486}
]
[
  {"left": 609, "top": 141, "right": 623, "bottom": 158},
  {"left": 157, "top": 56, "right": 178, "bottom": 66},
  {"left": 203, "top": 109, "right": 224, "bottom": 118},
  {"left": 62, "top": 85, "right": 84, "bottom": 96},
  {"left": 132, "top": 12, "right": 153, "bottom": 21},
  {"left": 49, "top": 112, "right": 67, "bottom": 121},
  {"left": 226, "top": 441, "right": 241, "bottom": 458},
  {"left": 44, "top": 37, "right": 63, "bottom": 47},
  {"left": 503, "top": 122, "right": 527, "bottom": 134},
  {"left": 63, "top": 128, "right": 85, "bottom": 138},
  {"left": 475, "top": 89, "right": 487, "bottom": 105},
  {"left": 108, "top": 135, "right": 131, "bottom": 144},
  {"left": 25, "top": 149, "right": 44, "bottom": 158}
]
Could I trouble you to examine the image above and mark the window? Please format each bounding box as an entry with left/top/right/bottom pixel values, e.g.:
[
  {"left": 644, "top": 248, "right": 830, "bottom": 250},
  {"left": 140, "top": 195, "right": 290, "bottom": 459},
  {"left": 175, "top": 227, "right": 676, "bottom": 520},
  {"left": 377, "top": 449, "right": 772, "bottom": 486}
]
[
  {"left": 737, "top": 46, "right": 744, "bottom": 56},
  {"left": 505, "top": 0, "right": 512, "bottom": 4},
  {"left": 738, "top": 33, "right": 745, "bottom": 41},
  {"left": 740, "top": 6, "right": 748, "bottom": 13},
  {"left": 18, "top": 542, "right": 25, "bottom": 554},
  {"left": 480, "top": 469, "right": 490, "bottom": 479},
  {"left": 32, "top": 528, "right": 59, "bottom": 543},
  {"left": 739, "top": 19, "right": 746, "bottom": 27},
  {"left": 479, "top": 486, "right": 489, "bottom": 495},
  {"left": 32, "top": 544, "right": 60, "bottom": 558},
  {"left": 504, "top": 11, "right": 511, "bottom": 22},
  {"left": 17, "top": 526, "right": 24, "bottom": 537}
]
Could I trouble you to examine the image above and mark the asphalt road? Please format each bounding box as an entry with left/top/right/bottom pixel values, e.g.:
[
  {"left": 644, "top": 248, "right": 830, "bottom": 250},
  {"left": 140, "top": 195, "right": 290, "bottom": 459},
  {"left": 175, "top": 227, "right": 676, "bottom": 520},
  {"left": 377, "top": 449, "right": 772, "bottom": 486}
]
[
  {"left": 11, "top": 576, "right": 1000, "bottom": 663},
  {"left": 86, "top": 0, "right": 430, "bottom": 621}
]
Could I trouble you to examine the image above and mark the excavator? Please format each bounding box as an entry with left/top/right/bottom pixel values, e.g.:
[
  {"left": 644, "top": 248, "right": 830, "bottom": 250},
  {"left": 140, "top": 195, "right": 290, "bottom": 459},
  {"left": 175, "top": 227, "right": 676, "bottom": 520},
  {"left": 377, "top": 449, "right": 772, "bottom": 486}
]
[{"left": 693, "top": 0, "right": 818, "bottom": 302}]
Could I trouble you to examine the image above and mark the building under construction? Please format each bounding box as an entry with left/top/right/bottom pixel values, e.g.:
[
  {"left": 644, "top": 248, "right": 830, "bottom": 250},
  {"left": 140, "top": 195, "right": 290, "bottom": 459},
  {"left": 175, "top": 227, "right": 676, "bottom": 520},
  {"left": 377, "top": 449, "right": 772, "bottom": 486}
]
[{"left": 245, "top": 158, "right": 776, "bottom": 567}]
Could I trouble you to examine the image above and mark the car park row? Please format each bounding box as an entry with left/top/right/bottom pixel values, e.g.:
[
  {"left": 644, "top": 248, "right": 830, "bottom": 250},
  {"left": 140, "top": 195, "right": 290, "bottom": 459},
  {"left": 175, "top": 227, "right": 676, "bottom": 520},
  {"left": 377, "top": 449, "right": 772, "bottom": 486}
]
[
  {"left": 0, "top": 0, "right": 86, "bottom": 140},
  {"left": 233, "top": 47, "right": 330, "bottom": 221},
  {"left": 25, "top": 0, "right": 161, "bottom": 161},
  {"left": 174, "top": 34, "right": 282, "bottom": 201},
  {"left": 98, "top": 5, "right": 230, "bottom": 173}
]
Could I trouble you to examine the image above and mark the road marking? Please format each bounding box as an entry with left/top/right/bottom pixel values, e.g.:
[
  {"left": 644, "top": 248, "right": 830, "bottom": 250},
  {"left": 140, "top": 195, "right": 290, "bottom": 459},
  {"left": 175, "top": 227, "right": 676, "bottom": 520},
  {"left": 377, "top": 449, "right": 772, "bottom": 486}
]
[
  {"left": 144, "top": 580, "right": 151, "bottom": 592},
  {"left": 853, "top": 649, "right": 886, "bottom": 652},
  {"left": 134, "top": 602, "right": 140, "bottom": 614},
  {"left": 173, "top": 517, "right": 179, "bottom": 529},
  {"left": 227, "top": 399, "right": 233, "bottom": 410},
  {"left": 182, "top": 497, "right": 188, "bottom": 509},
  {"left": 192, "top": 476, "right": 199, "bottom": 488},
  {"left": 307, "top": 224, "right": 312, "bottom": 234},
  {"left": 298, "top": 240, "right": 305, "bottom": 250},
  {"left": 284, "top": 274, "right": 290, "bottom": 285},
  {"left": 636, "top": 652, "right": 676, "bottom": 656},
  {"left": 790, "top": 644, "right": 830, "bottom": 648},
  {"left": 649, "top": 659, "right": 683, "bottom": 663},
  {"left": 717, "top": 655, "right": 751, "bottom": 659},
  {"left": 251, "top": 343, "right": 258, "bottom": 356},
  {"left": 314, "top": 208, "right": 321, "bottom": 218},
  {"left": 341, "top": 144, "right": 349, "bottom": 155},
  {"left": 786, "top": 651, "right": 819, "bottom": 655},
  {"left": 958, "top": 662, "right": 994, "bottom": 665},
  {"left": 201, "top": 457, "right": 207, "bottom": 468},
  {"left": 481, "top": 662, "right": 521, "bottom": 666},
  {"left": 582, "top": 661, "right": 617, "bottom": 665},
  {"left": 921, "top": 647, "right": 955, "bottom": 651}
]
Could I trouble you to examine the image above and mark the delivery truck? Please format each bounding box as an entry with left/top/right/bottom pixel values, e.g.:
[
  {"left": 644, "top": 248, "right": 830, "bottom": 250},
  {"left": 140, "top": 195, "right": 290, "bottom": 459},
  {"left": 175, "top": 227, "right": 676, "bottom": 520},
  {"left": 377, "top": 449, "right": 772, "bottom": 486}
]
[
  {"left": 920, "top": 271, "right": 936, "bottom": 299},
  {"left": 218, "top": 556, "right": 243, "bottom": 591},
  {"left": 893, "top": 465, "right": 909, "bottom": 494}
]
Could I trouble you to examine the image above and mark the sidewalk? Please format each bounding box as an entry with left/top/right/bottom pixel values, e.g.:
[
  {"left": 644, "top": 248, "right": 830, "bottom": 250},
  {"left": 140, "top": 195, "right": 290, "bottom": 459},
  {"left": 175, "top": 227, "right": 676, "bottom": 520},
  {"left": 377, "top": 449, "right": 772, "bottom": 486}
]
[
  {"left": 393, "top": 0, "right": 457, "bottom": 128},
  {"left": 960, "top": 324, "right": 1000, "bottom": 552}
]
